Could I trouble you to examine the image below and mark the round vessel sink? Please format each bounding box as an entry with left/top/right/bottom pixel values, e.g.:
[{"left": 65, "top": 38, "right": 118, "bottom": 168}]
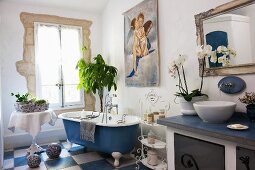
[{"left": 193, "top": 101, "right": 236, "bottom": 123}]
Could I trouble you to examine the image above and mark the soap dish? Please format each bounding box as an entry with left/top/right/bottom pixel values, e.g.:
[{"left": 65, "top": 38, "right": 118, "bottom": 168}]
[{"left": 227, "top": 124, "right": 249, "bottom": 130}]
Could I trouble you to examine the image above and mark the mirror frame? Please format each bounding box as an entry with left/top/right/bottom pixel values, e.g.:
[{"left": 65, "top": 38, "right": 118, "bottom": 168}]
[{"left": 195, "top": 0, "right": 255, "bottom": 76}]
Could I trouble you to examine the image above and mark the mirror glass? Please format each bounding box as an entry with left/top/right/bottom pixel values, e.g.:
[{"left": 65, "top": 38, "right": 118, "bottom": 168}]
[{"left": 203, "top": 3, "right": 255, "bottom": 68}]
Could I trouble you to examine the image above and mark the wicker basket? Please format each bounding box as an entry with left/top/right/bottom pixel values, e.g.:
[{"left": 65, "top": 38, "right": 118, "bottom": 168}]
[{"left": 14, "top": 102, "right": 49, "bottom": 113}]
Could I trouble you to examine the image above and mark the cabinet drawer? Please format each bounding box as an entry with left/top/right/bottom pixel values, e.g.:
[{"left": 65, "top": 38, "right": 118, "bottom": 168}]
[
  {"left": 237, "top": 146, "right": 255, "bottom": 170},
  {"left": 174, "top": 133, "right": 225, "bottom": 170}
]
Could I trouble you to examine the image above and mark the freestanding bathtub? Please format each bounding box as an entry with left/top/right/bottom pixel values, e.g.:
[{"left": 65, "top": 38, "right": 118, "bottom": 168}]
[{"left": 58, "top": 111, "right": 140, "bottom": 167}]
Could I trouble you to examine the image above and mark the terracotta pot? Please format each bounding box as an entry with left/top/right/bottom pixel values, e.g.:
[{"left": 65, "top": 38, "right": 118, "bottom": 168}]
[{"left": 179, "top": 96, "right": 207, "bottom": 115}]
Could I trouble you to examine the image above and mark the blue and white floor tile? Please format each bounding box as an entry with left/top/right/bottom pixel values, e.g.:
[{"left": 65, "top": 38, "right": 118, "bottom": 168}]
[{"left": 3, "top": 141, "right": 151, "bottom": 170}]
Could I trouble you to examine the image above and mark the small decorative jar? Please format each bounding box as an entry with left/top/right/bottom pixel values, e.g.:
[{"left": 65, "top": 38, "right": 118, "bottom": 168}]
[
  {"left": 46, "top": 143, "right": 62, "bottom": 159},
  {"left": 147, "top": 130, "right": 156, "bottom": 144},
  {"left": 147, "top": 113, "right": 154, "bottom": 123},
  {"left": 27, "top": 154, "right": 41, "bottom": 168},
  {"left": 153, "top": 112, "right": 159, "bottom": 122},
  {"left": 159, "top": 109, "right": 165, "bottom": 115},
  {"left": 159, "top": 111, "right": 166, "bottom": 119},
  {"left": 147, "top": 149, "right": 159, "bottom": 166},
  {"left": 143, "top": 112, "right": 148, "bottom": 121}
]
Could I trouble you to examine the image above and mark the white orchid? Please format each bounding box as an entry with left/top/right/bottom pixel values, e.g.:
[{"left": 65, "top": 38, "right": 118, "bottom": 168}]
[
  {"left": 217, "top": 45, "right": 237, "bottom": 56},
  {"left": 196, "top": 46, "right": 204, "bottom": 59},
  {"left": 214, "top": 45, "right": 237, "bottom": 66},
  {"left": 168, "top": 54, "right": 187, "bottom": 78},
  {"left": 217, "top": 46, "right": 228, "bottom": 54},
  {"left": 168, "top": 49, "right": 208, "bottom": 101},
  {"left": 218, "top": 55, "right": 227, "bottom": 66},
  {"left": 176, "top": 54, "right": 187, "bottom": 67},
  {"left": 197, "top": 45, "right": 213, "bottom": 59},
  {"left": 228, "top": 47, "right": 237, "bottom": 57},
  {"left": 169, "top": 61, "right": 177, "bottom": 78},
  {"left": 204, "top": 45, "right": 213, "bottom": 55},
  {"left": 210, "top": 51, "right": 218, "bottom": 63}
]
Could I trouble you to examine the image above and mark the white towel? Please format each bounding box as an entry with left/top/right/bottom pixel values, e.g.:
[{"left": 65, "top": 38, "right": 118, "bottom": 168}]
[{"left": 80, "top": 120, "right": 96, "bottom": 143}]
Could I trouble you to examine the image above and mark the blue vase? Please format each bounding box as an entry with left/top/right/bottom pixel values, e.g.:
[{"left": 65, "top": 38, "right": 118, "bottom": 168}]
[{"left": 246, "top": 104, "right": 255, "bottom": 122}]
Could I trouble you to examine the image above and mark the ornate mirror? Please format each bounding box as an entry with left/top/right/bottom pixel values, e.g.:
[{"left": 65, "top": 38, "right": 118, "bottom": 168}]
[{"left": 195, "top": 0, "right": 255, "bottom": 76}]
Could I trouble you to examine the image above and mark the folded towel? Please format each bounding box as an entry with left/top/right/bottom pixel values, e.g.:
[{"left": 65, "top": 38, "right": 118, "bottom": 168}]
[
  {"left": 48, "top": 110, "right": 57, "bottom": 126},
  {"left": 80, "top": 120, "right": 96, "bottom": 143}
]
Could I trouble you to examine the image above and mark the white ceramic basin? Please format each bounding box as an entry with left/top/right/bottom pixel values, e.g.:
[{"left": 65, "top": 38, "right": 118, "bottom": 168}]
[{"left": 193, "top": 101, "right": 236, "bottom": 123}]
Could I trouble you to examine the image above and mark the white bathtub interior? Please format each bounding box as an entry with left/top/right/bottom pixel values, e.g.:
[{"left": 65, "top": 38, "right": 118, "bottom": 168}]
[{"left": 58, "top": 111, "right": 141, "bottom": 127}]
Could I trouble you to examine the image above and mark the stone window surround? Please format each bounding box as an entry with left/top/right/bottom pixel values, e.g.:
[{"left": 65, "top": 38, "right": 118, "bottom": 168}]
[{"left": 17, "top": 12, "right": 95, "bottom": 111}]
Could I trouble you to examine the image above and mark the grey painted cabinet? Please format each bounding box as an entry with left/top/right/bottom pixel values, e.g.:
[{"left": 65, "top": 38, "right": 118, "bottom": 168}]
[
  {"left": 236, "top": 147, "right": 255, "bottom": 170},
  {"left": 174, "top": 133, "right": 225, "bottom": 170}
]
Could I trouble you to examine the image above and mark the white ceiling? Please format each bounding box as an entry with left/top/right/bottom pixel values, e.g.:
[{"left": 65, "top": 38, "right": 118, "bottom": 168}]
[{"left": 6, "top": 0, "right": 110, "bottom": 13}]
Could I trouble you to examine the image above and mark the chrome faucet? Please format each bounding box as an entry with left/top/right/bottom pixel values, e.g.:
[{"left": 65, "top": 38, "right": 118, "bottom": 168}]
[
  {"left": 117, "top": 114, "right": 127, "bottom": 124},
  {"left": 105, "top": 94, "right": 118, "bottom": 115},
  {"left": 102, "top": 94, "right": 118, "bottom": 124}
]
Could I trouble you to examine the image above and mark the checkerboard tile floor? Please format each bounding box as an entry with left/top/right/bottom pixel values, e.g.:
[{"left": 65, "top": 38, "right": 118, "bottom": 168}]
[{"left": 3, "top": 140, "right": 151, "bottom": 170}]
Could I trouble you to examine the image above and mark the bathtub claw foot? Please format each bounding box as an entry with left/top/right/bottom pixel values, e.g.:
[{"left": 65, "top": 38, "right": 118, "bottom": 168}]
[{"left": 112, "top": 152, "right": 122, "bottom": 167}]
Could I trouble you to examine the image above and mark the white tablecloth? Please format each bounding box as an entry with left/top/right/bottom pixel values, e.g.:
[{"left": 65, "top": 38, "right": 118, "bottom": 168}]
[{"left": 8, "top": 110, "right": 57, "bottom": 138}]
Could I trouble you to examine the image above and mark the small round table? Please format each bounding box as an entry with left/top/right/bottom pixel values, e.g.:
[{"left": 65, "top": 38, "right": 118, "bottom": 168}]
[{"left": 8, "top": 110, "right": 57, "bottom": 155}]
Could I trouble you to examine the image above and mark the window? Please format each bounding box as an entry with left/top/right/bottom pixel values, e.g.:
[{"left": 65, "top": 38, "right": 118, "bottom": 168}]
[{"left": 35, "top": 23, "right": 84, "bottom": 108}]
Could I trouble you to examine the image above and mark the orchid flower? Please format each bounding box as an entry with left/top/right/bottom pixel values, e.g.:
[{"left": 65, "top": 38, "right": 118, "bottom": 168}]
[
  {"left": 196, "top": 45, "right": 213, "bottom": 59},
  {"left": 168, "top": 54, "right": 187, "bottom": 78},
  {"left": 210, "top": 51, "right": 217, "bottom": 63},
  {"left": 217, "top": 45, "right": 237, "bottom": 56},
  {"left": 228, "top": 46, "right": 237, "bottom": 57},
  {"left": 169, "top": 54, "right": 188, "bottom": 94},
  {"left": 217, "top": 46, "right": 228, "bottom": 54},
  {"left": 218, "top": 55, "right": 227, "bottom": 66}
]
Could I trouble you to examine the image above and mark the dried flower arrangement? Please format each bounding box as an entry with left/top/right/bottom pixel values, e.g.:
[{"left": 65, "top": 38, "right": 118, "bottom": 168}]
[
  {"left": 239, "top": 92, "right": 255, "bottom": 122},
  {"left": 239, "top": 92, "right": 255, "bottom": 105}
]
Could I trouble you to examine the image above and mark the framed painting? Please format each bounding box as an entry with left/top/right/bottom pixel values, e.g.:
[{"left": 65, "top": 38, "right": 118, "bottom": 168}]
[{"left": 124, "top": 0, "right": 159, "bottom": 87}]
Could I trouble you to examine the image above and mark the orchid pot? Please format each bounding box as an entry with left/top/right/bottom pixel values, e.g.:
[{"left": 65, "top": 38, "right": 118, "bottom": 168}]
[{"left": 179, "top": 96, "right": 207, "bottom": 115}]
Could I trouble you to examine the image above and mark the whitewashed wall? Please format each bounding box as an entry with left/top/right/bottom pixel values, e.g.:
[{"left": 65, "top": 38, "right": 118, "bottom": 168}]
[
  {"left": 0, "top": 56, "right": 3, "bottom": 168},
  {"left": 101, "top": 0, "right": 255, "bottom": 118},
  {"left": 232, "top": 5, "right": 255, "bottom": 62},
  {"left": 0, "top": 0, "right": 102, "bottom": 149}
]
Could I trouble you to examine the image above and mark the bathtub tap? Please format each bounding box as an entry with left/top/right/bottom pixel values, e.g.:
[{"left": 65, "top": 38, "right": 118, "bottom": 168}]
[
  {"left": 105, "top": 94, "right": 118, "bottom": 114},
  {"left": 103, "top": 94, "right": 118, "bottom": 123},
  {"left": 117, "top": 114, "right": 127, "bottom": 124}
]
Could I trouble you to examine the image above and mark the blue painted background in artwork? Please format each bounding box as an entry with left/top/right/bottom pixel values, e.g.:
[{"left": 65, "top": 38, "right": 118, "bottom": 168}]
[{"left": 206, "top": 31, "right": 228, "bottom": 68}]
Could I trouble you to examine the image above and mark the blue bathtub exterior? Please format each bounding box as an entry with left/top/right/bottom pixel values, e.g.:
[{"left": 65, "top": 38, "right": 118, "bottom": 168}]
[{"left": 62, "top": 119, "right": 139, "bottom": 154}]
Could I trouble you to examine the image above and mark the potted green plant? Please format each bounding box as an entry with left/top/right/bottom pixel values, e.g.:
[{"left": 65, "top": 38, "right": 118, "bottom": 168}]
[
  {"left": 11, "top": 92, "right": 31, "bottom": 112},
  {"left": 33, "top": 99, "right": 49, "bottom": 112},
  {"left": 76, "top": 54, "right": 118, "bottom": 112},
  {"left": 11, "top": 92, "right": 30, "bottom": 103},
  {"left": 169, "top": 54, "right": 208, "bottom": 115},
  {"left": 11, "top": 92, "right": 49, "bottom": 112},
  {"left": 169, "top": 45, "right": 213, "bottom": 115},
  {"left": 239, "top": 92, "right": 255, "bottom": 122}
]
